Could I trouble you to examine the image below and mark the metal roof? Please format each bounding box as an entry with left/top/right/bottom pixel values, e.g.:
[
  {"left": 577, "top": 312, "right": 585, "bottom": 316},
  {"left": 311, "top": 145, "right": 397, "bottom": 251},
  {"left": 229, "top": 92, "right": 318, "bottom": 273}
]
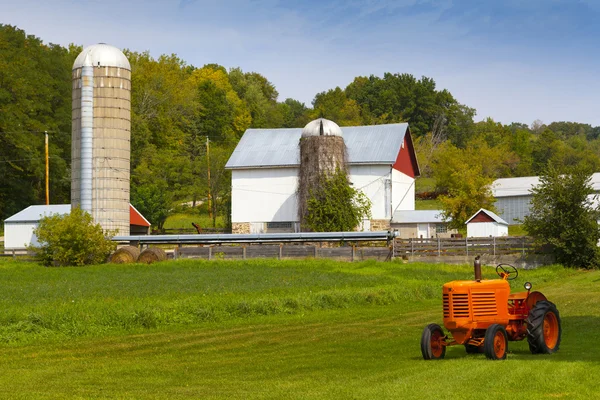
[
  {"left": 493, "top": 173, "right": 600, "bottom": 197},
  {"left": 4, "top": 204, "right": 71, "bottom": 223},
  {"left": 492, "top": 176, "right": 541, "bottom": 197},
  {"left": 392, "top": 210, "right": 445, "bottom": 224},
  {"left": 4, "top": 204, "right": 150, "bottom": 226},
  {"left": 225, "top": 123, "right": 409, "bottom": 169},
  {"left": 73, "top": 43, "right": 130, "bottom": 70},
  {"left": 465, "top": 208, "right": 508, "bottom": 225}
]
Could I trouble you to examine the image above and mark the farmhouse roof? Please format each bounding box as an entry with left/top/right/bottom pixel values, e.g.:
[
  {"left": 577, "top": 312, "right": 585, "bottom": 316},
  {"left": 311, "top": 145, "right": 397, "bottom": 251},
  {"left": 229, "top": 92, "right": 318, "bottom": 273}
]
[
  {"left": 492, "top": 173, "right": 600, "bottom": 198},
  {"left": 225, "top": 123, "right": 412, "bottom": 169},
  {"left": 4, "top": 204, "right": 151, "bottom": 227},
  {"left": 392, "top": 210, "right": 446, "bottom": 224},
  {"left": 465, "top": 208, "right": 508, "bottom": 225}
]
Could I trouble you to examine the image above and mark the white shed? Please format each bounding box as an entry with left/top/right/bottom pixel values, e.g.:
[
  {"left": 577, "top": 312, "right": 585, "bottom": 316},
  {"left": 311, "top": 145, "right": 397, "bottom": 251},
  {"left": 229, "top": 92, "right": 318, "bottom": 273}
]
[
  {"left": 3, "top": 205, "right": 71, "bottom": 253},
  {"left": 391, "top": 210, "right": 457, "bottom": 239},
  {"left": 225, "top": 122, "right": 420, "bottom": 234},
  {"left": 3, "top": 204, "right": 150, "bottom": 253},
  {"left": 466, "top": 208, "right": 509, "bottom": 237}
]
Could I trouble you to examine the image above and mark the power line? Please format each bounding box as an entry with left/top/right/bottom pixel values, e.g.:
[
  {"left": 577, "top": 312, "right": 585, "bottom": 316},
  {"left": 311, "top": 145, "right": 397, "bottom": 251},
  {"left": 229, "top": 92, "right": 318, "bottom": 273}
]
[
  {"left": 0, "top": 130, "right": 66, "bottom": 135},
  {"left": 0, "top": 156, "right": 64, "bottom": 164}
]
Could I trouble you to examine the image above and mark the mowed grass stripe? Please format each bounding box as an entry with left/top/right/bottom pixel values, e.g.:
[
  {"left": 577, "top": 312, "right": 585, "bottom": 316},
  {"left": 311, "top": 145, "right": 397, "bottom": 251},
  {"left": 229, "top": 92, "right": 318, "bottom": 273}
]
[
  {"left": 0, "top": 259, "right": 597, "bottom": 399},
  {"left": 1, "top": 300, "right": 598, "bottom": 399}
]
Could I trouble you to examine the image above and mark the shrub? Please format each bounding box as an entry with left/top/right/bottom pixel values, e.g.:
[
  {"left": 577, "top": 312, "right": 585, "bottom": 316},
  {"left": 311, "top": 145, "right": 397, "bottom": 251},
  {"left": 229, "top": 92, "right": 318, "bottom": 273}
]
[{"left": 29, "top": 207, "right": 116, "bottom": 266}]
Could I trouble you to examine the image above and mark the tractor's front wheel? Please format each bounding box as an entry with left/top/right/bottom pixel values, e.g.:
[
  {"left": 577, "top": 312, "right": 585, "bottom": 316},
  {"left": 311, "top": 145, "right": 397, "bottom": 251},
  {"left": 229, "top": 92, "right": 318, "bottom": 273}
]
[
  {"left": 483, "top": 324, "right": 508, "bottom": 360},
  {"left": 527, "top": 300, "right": 562, "bottom": 354},
  {"left": 420, "top": 323, "right": 446, "bottom": 360}
]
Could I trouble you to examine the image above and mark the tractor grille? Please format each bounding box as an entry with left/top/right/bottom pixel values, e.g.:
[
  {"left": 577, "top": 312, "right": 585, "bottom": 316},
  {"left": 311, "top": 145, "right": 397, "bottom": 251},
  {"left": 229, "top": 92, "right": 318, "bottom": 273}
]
[
  {"left": 451, "top": 293, "right": 470, "bottom": 318},
  {"left": 471, "top": 291, "right": 497, "bottom": 317},
  {"left": 443, "top": 294, "right": 449, "bottom": 317}
]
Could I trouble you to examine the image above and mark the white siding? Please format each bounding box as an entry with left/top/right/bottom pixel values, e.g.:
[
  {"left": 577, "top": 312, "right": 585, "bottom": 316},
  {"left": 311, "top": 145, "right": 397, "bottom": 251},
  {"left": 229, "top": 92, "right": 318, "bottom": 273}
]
[
  {"left": 391, "top": 168, "right": 415, "bottom": 213},
  {"left": 231, "top": 165, "right": 415, "bottom": 224},
  {"left": 4, "top": 222, "right": 39, "bottom": 250},
  {"left": 232, "top": 168, "right": 299, "bottom": 223},
  {"left": 348, "top": 165, "right": 391, "bottom": 220},
  {"left": 495, "top": 196, "right": 532, "bottom": 225},
  {"left": 467, "top": 222, "right": 508, "bottom": 237}
]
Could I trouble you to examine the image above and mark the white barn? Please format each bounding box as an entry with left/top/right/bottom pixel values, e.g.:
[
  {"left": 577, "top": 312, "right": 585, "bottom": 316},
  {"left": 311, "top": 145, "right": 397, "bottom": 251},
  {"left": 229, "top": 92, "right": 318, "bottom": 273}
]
[
  {"left": 493, "top": 173, "right": 600, "bottom": 225},
  {"left": 466, "top": 208, "right": 509, "bottom": 237},
  {"left": 225, "top": 123, "right": 420, "bottom": 233}
]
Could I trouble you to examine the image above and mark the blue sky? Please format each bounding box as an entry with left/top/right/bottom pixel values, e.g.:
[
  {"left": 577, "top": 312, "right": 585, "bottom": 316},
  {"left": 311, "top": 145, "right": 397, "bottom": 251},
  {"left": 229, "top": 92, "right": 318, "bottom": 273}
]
[{"left": 2, "top": 0, "right": 600, "bottom": 126}]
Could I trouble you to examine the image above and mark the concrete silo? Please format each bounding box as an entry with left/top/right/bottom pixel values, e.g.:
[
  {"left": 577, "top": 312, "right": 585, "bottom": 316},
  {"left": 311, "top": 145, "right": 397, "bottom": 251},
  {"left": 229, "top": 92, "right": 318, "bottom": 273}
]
[
  {"left": 297, "top": 118, "right": 347, "bottom": 229},
  {"left": 71, "top": 43, "right": 131, "bottom": 234}
]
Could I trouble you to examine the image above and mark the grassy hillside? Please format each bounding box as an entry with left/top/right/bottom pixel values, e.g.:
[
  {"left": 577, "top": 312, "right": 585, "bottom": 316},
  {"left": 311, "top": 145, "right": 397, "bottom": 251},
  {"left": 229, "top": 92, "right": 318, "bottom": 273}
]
[{"left": 0, "top": 259, "right": 598, "bottom": 399}]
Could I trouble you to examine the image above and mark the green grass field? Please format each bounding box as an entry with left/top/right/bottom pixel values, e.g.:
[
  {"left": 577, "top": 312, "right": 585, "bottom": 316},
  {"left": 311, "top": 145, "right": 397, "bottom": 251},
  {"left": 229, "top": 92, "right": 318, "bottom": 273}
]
[
  {"left": 0, "top": 258, "right": 598, "bottom": 399},
  {"left": 164, "top": 213, "right": 225, "bottom": 230}
]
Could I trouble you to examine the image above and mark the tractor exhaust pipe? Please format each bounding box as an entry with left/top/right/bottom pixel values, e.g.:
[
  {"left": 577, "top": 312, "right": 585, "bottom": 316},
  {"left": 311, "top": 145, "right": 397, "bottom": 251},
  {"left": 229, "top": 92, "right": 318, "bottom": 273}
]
[{"left": 474, "top": 256, "right": 482, "bottom": 282}]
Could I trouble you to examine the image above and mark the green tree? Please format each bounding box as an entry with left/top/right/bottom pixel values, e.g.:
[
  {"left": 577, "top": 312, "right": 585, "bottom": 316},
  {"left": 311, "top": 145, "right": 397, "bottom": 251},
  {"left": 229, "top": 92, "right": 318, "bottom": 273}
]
[
  {"left": 29, "top": 207, "right": 116, "bottom": 266},
  {"left": 523, "top": 165, "right": 600, "bottom": 269},
  {"left": 437, "top": 163, "right": 496, "bottom": 229},
  {"left": 311, "top": 87, "right": 362, "bottom": 126},
  {"left": 0, "top": 25, "right": 74, "bottom": 220},
  {"left": 304, "top": 169, "right": 371, "bottom": 232}
]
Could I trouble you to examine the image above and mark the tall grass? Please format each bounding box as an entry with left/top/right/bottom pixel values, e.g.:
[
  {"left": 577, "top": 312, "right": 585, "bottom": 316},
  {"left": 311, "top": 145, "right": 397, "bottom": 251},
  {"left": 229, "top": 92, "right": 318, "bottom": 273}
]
[{"left": 0, "top": 258, "right": 576, "bottom": 344}]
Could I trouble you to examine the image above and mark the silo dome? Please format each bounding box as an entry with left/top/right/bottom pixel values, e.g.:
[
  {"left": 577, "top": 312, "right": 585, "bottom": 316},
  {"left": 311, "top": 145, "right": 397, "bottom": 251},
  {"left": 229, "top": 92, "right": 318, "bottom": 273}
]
[
  {"left": 301, "top": 118, "right": 343, "bottom": 138},
  {"left": 73, "top": 43, "right": 130, "bottom": 69}
]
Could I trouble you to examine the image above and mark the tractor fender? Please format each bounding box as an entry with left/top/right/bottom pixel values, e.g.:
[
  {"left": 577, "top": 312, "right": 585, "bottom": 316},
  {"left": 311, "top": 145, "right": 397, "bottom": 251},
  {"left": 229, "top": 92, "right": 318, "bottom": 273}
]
[{"left": 525, "top": 291, "right": 547, "bottom": 310}]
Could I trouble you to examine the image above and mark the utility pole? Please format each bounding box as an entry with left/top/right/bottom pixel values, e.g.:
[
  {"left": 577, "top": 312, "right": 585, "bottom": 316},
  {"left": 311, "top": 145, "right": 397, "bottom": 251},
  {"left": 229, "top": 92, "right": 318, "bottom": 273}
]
[
  {"left": 206, "top": 136, "right": 212, "bottom": 222},
  {"left": 45, "top": 131, "right": 49, "bottom": 205}
]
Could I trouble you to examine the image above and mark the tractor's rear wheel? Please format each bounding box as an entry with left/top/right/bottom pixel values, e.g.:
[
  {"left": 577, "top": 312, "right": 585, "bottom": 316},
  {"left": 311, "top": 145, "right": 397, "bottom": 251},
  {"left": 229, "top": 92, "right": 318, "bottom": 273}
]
[
  {"left": 420, "top": 323, "right": 446, "bottom": 360},
  {"left": 526, "top": 300, "right": 562, "bottom": 354},
  {"left": 483, "top": 324, "right": 508, "bottom": 360}
]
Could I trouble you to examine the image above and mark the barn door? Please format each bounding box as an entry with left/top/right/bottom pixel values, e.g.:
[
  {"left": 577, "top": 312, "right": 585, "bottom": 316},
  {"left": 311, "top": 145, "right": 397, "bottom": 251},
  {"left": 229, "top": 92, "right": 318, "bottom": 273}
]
[{"left": 418, "top": 224, "right": 428, "bottom": 239}]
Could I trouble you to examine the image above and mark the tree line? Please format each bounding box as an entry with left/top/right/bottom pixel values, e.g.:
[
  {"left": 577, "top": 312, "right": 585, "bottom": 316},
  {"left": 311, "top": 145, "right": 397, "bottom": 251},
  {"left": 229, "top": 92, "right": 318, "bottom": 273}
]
[{"left": 3, "top": 24, "right": 600, "bottom": 230}]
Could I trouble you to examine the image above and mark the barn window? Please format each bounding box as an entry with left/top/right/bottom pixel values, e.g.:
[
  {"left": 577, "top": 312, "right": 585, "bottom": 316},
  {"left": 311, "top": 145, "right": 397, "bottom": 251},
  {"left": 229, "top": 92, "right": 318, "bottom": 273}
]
[{"left": 436, "top": 224, "right": 448, "bottom": 234}]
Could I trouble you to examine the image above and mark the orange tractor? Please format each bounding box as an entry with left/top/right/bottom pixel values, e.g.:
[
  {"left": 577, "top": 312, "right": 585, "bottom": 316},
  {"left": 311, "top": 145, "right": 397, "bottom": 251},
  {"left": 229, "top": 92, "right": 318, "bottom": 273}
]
[{"left": 421, "top": 257, "right": 562, "bottom": 360}]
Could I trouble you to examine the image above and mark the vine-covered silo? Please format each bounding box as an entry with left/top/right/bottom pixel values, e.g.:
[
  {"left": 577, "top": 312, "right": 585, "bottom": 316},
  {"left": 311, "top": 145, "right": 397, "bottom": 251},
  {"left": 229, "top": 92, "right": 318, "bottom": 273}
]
[
  {"left": 297, "top": 118, "right": 348, "bottom": 229},
  {"left": 71, "top": 43, "right": 131, "bottom": 234}
]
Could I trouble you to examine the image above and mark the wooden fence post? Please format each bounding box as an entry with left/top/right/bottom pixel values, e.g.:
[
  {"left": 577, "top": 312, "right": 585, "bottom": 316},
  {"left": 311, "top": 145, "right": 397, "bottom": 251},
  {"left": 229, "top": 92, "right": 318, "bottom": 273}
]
[
  {"left": 466, "top": 237, "right": 469, "bottom": 257},
  {"left": 493, "top": 237, "right": 496, "bottom": 257},
  {"left": 314, "top": 245, "right": 318, "bottom": 258},
  {"left": 438, "top": 238, "right": 441, "bottom": 257},
  {"left": 208, "top": 246, "right": 212, "bottom": 261},
  {"left": 279, "top": 244, "right": 283, "bottom": 260},
  {"left": 351, "top": 245, "right": 355, "bottom": 262},
  {"left": 411, "top": 238, "right": 414, "bottom": 256},
  {"left": 243, "top": 245, "right": 247, "bottom": 260}
]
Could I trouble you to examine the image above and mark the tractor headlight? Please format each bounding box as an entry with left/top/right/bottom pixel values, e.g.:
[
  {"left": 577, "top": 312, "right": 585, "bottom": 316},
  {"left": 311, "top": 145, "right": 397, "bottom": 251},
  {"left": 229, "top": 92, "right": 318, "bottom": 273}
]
[{"left": 524, "top": 282, "right": 532, "bottom": 291}]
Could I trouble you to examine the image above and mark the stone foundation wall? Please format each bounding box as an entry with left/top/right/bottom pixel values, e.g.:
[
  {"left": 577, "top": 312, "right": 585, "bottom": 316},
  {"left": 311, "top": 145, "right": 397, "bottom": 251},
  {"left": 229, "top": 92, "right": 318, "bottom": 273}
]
[
  {"left": 232, "top": 222, "right": 250, "bottom": 234},
  {"left": 370, "top": 219, "right": 390, "bottom": 231}
]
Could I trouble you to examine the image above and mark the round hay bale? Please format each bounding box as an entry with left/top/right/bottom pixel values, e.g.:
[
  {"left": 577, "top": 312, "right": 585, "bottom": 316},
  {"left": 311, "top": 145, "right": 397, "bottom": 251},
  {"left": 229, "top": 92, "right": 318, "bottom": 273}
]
[
  {"left": 138, "top": 247, "right": 167, "bottom": 264},
  {"left": 109, "top": 246, "right": 140, "bottom": 264}
]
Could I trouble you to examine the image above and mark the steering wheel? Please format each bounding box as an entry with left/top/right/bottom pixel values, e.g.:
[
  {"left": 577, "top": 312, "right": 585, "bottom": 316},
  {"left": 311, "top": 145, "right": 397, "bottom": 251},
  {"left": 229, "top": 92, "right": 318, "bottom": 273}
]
[{"left": 496, "top": 264, "right": 518, "bottom": 280}]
